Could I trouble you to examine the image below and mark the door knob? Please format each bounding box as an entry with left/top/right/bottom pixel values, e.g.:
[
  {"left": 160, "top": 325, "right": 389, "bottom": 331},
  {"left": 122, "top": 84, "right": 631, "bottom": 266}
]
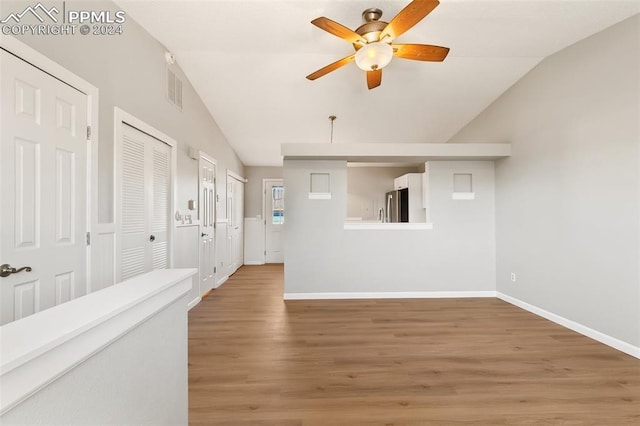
[
  {"left": 149, "top": 235, "right": 155, "bottom": 242},
  {"left": 0, "top": 264, "right": 32, "bottom": 278},
  {"left": 201, "top": 232, "right": 208, "bottom": 237}
]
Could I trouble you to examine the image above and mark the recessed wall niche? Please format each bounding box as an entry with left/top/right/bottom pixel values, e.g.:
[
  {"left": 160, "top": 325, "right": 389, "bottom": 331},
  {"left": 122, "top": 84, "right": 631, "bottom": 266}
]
[
  {"left": 309, "top": 172, "right": 331, "bottom": 199},
  {"left": 452, "top": 173, "right": 475, "bottom": 200}
]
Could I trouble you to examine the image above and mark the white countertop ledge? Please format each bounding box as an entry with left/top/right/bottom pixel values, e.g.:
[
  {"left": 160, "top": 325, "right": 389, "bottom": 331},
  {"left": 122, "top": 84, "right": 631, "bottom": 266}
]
[
  {"left": 0, "top": 268, "right": 196, "bottom": 414},
  {"left": 344, "top": 222, "right": 433, "bottom": 230}
]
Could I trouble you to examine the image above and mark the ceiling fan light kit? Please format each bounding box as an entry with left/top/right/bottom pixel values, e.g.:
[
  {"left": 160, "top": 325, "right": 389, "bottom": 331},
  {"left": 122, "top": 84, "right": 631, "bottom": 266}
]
[
  {"left": 355, "top": 42, "right": 393, "bottom": 71},
  {"left": 306, "top": 0, "right": 449, "bottom": 90}
]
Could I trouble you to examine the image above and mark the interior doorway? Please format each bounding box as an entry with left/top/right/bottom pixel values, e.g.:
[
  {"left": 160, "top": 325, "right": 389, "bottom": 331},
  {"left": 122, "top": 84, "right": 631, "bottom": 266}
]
[
  {"left": 0, "top": 49, "right": 90, "bottom": 324},
  {"left": 226, "top": 171, "right": 244, "bottom": 275},
  {"left": 199, "top": 153, "right": 216, "bottom": 294},
  {"left": 115, "top": 108, "right": 176, "bottom": 283},
  {"left": 263, "top": 179, "right": 284, "bottom": 263}
]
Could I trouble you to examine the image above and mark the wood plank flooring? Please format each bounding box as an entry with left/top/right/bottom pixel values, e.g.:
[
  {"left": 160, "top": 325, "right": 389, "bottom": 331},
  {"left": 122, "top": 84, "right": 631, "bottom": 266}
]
[{"left": 188, "top": 265, "right": 639, "bottom": 425}]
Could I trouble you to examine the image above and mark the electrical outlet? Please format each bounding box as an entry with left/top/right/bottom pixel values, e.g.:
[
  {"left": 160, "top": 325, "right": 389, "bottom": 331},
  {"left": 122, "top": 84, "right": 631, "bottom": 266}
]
[{"left": 510, "top": 272, "right": 517, "bottom": 282}]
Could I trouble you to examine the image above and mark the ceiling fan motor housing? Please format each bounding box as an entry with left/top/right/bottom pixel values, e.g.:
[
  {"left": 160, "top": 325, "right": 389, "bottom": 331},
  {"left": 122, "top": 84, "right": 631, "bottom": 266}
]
[
  {"left": 306, "top": 0, "right": 450, "bottom": 90},
  {"left": 362, "top": 8, "right": 383, "bottom": 23},
  {"left": 356, "top": 8, "right": 388, "bottom": 43}
]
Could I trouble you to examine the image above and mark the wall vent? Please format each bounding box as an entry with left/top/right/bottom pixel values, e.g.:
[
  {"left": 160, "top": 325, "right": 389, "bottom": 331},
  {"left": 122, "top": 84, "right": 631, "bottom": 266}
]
[{"left": 166, "top": 67, "right": 183, "bottom": 110}]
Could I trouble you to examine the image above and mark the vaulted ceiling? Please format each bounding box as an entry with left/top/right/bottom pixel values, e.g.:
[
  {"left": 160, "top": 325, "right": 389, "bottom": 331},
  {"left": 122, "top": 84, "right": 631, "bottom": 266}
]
[{"left": 115, "top": 1, "right": 639, "bottom": 166}]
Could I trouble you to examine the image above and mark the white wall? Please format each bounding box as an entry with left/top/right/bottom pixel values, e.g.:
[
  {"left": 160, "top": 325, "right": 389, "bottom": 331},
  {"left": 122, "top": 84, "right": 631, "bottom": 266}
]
[
  {"left": 284, "top": 160, "right": 495, "bottom": 295},
  {"left": 174, "top": 225, "right": 200, "bottom": 305},
  {"left": 244, "top": 166, "right": 283, "bottom": 218},
  {"left": 1, "top": 0, "right": 244, "bottom": 293},
  {"left": 347, "top": 166, "right": 419, "bottom": 220},
  {"left": 3, "top": 300, "right": 187, "bottom": 425},
  {"left": 449, "top": 15, "right": 640, "bottom": 347},
  {"left": 1, "top": 269, "right": 193, "bottom": 425}
]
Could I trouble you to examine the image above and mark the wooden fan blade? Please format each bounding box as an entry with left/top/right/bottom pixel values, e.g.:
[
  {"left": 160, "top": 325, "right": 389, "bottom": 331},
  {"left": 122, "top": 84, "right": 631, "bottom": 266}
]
[
  {"left": 367, "top": 69, "right": 382, "bottom": 90},
  {"left": 393, "top": 44, "right": 449, "bottom": 61},
  {"left": 379, "top": 0, "right": 440, "bottom": 42},
  {"left": 311, "top": 17, "right": 365, "bottom": 44},
  {"left": 306, "top": 54, "right": 356, "bottom": 81}
]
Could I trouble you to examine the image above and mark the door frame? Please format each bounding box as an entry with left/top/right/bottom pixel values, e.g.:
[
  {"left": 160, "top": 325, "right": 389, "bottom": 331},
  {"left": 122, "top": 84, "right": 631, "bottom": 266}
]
[
  {"left": 263, "top": 178, "right": 284, "bottom": 264},
  {"left": 0, "top": 35, "right": 99, "bottom": 294},
  {"left": 114, "top": 107, "right": 177, "bottom": 282},
  {"left": 198, "top": 151, "right": 217, "bottom": 294},
  {"left": 226, "top": 170, "right": 245, "bottom": 274}
]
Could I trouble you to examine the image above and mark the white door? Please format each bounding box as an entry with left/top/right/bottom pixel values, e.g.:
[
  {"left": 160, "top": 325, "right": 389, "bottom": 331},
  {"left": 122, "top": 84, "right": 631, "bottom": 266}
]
[
  {"left": 199, "top": 156, "right": 216, "bottom": 294},
  {"left": 119, "top": 123, "right": 171, "bottom": 282},
  {"left": 265, "top": 180, "right": 284, "bottom": 263},
  {"left": 0, "top": 50, "right": 88, "bottom": 325},
  {"left": 226, "top": 174, "right": 244, "bottom": 274}
]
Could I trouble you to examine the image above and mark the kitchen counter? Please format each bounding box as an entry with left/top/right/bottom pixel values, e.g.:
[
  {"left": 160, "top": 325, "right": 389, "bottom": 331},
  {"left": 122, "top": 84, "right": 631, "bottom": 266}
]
[{"left": 343, "top": 221, "right": 433, "bottom": 230}]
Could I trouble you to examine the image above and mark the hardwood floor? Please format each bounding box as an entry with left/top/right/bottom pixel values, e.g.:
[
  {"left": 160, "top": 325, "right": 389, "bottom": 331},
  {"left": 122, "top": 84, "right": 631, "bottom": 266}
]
[{"left": 188, "top": 265, "right": 639, "bottom": 425}]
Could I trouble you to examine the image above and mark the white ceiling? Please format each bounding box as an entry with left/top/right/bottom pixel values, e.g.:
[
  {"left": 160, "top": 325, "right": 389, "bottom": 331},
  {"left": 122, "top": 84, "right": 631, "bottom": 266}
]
[{"left": 114, "top": 0, "right": 639, "bottom": 166}]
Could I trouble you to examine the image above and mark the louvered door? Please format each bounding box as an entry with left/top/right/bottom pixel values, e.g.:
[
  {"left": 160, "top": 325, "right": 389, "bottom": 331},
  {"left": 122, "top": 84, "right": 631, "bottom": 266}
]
[
  {"left": 150, "top": 143, "right": 170, "bottom": 270},
  {"left": 119, "top": 123, "right": 171, "bottom": 282}
]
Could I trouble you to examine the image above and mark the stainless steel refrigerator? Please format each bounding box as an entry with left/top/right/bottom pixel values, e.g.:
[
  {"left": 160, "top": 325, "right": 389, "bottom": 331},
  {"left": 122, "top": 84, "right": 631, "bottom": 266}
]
[{"left": 385, "top": 188, "right": 409, "bottom": 223}]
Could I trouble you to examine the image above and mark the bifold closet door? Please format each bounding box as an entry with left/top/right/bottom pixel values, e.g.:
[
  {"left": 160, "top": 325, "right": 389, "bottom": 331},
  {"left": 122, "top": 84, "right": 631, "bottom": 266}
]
[{"left": 120, "top": 123, "right": 170, "bottom": 282}]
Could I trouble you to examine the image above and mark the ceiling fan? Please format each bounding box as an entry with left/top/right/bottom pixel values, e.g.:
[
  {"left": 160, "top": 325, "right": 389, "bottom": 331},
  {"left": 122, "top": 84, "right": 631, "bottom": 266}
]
[{"left": 306, "top": 0, "right": 449, "bottom": 90}]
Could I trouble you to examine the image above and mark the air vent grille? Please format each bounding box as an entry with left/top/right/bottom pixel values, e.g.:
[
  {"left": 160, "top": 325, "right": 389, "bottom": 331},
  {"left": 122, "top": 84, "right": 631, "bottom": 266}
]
[{"left": 167, "top": 67, "right": 183, "bottom": 110}]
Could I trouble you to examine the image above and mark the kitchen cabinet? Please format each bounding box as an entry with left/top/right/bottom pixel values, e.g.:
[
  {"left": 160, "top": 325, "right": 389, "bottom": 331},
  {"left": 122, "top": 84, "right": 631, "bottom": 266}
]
[{"left": 394, "top": 174, "right": 409, "bottom": 190}]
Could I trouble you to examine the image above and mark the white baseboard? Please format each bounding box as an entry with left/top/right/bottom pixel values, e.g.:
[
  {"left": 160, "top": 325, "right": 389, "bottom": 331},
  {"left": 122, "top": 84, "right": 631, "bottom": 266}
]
[
  {"left": 187, "top": 296, "right": 201, "bottom": 310},
  {"left": 243, "top": 261, "right": 265, "bottom": 265},
  {"left": 284, "top": 291, "right": 496, "bottom": 300},
  {"left": 497, "top": 292, "right": 640, "bottom": 359},
  {"left": 215, "top": 275, "right": 229, "bottom": 288}
]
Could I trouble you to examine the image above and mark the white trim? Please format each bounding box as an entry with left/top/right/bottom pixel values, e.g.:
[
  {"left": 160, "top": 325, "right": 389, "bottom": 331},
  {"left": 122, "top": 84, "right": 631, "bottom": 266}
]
[
  {"left": 308, "top": 192, "right": 331, "bottom": 200},
  {"left": 452, "top": 192, "right": 475, "bottom": 200},
  {"left": 227, "top": 169, "right": 245, "bottom": 182},
  {"left": 91, "top": 223, "right": 117, "bottom": 290},
  {"left": 0, "top": 35, "right": 99, "bottom": 101},
  {"left": 216, "top": 219, "right": 229, "bottom": 224},
  {"left": 198, "top": 152, "right": 217, "bottom": 298},
  {"left": 263, "top": 178, "right": 284, "bottom": 264},
  {"left": 497, "top": 292, "right": 640, "bottom": 359},
  {"left": 0, "top": 35, "right": 99, "bottom": 295},
  {"left": 281, "top": 142, "right": 511, "bottom": 161},
  {"left": 215, "top": 275, "right": 229, "bottom": 288},
  {"left": 187, "top": 296, "right": 201, "bottom": 311},
  {"left": 0, "top": 268, "right": 196, "bottom": 414},
  {"left": 114, "top": 108, "right": 177, "bottom": 148},
  {"left": 175, "top": 222, "right": 199, "bottom": 229},
  {"left": 284, "top": 291, "right": 497, "bottom": 300},
  {"left": 114, "top": 108, "right": 178, "bottom": 282},
  {"left": 199, "top": 151, "right": 217, "bottom": 171},
  {"left": 344, "top": 222, "right": 434, "bottom": 230},
  {"left": 243, "top": 261, "right": 265, "bottom": 266},
  {"left": 225, "top": 171, "right": 245, "bottom": 274}
]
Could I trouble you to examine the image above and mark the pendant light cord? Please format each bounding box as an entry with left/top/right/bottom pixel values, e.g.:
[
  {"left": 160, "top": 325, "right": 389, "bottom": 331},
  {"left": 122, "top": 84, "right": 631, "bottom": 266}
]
[{"left": 328, "top": 115, "right": 336, "bottom": 144}]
